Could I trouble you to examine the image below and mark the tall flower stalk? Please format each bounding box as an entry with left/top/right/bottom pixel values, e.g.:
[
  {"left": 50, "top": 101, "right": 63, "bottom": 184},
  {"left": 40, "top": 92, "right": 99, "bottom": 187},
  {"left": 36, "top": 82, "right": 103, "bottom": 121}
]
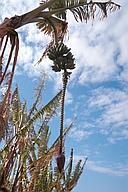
[{"left": 47, "top": 41, "right": 75, "bottom": 172}]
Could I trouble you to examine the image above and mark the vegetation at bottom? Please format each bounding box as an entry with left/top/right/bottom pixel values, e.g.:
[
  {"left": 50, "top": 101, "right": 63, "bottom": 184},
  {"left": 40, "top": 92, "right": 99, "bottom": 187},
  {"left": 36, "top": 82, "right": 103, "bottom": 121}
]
[{"left": 0, "top": 81, "right": 86, "bottom": 191}]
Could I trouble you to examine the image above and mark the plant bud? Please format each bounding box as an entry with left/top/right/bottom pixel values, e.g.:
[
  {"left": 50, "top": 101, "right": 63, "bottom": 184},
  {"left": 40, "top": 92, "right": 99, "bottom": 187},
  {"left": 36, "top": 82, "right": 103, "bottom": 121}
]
[{"left": 56, "top": 153, "right": 65, "bottom": 173}]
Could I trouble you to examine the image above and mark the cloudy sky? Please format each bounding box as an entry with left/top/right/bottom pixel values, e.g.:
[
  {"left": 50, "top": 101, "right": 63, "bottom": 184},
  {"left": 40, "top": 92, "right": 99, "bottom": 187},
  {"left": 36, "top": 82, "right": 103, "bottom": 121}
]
[{"left": 0, "top": 0, "right": 128, "bottom": 192}]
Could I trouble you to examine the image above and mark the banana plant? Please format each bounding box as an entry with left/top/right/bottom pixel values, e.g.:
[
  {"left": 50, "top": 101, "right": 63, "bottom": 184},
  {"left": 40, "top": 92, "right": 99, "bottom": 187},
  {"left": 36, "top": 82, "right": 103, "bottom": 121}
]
[{"left": 45, "top": 0, "right": 120, "bottom": 173}]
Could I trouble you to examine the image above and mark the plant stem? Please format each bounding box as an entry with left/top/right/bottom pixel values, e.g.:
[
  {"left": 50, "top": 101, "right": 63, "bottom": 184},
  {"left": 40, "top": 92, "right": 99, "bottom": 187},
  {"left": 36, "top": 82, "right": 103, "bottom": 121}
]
[{"left": 59, "top": 71, "right": 69, "bottom": 154}]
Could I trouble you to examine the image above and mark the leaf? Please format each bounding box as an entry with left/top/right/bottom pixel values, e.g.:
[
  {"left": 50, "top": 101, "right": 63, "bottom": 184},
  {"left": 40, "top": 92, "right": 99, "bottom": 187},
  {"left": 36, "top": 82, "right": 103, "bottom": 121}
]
[
  {"left": 11, "top": 87, "right": 21, "bottom": 131},
  {"left": 66, "top": 148, "right": 73, "bottom": 185},
  {"left": 0, "top": 114, "right": 5, "bottom": 140},
  {"left": 27, "top": 78, "right": 45, "bottom": 120},
  {"left": 68, "top": 158, "right": 87, "bottom": 190},
  {"left": 25, "top": 90, "right": 62, "bottom": 129},
  {"left": 47, "top": 0, "right": 120, "bottom": 22}
]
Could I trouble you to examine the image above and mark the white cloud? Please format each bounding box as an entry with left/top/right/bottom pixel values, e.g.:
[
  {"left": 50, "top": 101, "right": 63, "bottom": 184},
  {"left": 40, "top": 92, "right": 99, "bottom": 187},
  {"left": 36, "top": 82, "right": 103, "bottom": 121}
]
[
  {"left": 100, "top": 98, "right": 127, "bottom": 136},
  {"left": 0, "top": 0, "right": 38, "bottom": 19},
  {"left": 69, "top": 127, "right": 93, "bottom": 141},
  {"left": 65, "top": 0, "right": 128, "bottom": 84},
  {"left": 71, "top": 86, "right": 128, "bottom": 143},
  {"left": 87, "top": 87, "right": 128, "bottom": 142},
  {"left": 1, "top": 0, "right": 127, "bottom": 85},
  {"left": 65, "top": 90, "right": 74, "bottom": 104},
  {"left": 87, "top": 160, "right": 128, "bottom": 177},
  {"left": 1, "top": 0, "right": 128, "bottom": 143},
  {"left": 72, "top": 155, "right": 128, "bottom": 177}
]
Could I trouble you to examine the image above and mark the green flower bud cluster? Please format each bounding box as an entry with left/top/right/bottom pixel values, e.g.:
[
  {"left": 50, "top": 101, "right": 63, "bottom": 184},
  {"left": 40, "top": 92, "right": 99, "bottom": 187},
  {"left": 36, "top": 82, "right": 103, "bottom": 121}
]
[{"left": 47, "top": 43, "right": 75, "bottom": 72}]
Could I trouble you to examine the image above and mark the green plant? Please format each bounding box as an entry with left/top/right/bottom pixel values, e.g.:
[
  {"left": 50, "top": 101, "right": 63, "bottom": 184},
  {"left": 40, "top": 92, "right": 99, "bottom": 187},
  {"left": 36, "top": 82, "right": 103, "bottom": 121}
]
[{"left": 0, "top": 83, "right": 86, "bottom": 191}]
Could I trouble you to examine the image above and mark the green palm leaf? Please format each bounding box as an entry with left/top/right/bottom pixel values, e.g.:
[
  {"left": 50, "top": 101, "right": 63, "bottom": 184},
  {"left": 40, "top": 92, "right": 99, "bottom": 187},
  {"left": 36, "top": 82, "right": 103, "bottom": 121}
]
[
  {"left": 68, "top": 158, "right": 87, "bottom": 191},
  {"left": 26, "top": 90, "right": 62, "bottom": 128},
  {"left": 11, "top": 87, "right": 21, "bottom": 132}
]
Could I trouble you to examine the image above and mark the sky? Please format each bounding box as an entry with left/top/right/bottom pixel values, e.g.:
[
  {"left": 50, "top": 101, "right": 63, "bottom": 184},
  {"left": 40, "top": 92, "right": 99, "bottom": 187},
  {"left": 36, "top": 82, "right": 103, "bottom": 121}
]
[{"left": 0, "top": 0, "right": 128, "bottom": 192}]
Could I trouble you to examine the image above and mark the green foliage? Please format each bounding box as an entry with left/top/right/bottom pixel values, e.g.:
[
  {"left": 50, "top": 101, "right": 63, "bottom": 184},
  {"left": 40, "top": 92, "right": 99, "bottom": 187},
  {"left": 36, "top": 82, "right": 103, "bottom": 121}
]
[{"left": 0, "top": 85, "right": 86, "bottom": 191}]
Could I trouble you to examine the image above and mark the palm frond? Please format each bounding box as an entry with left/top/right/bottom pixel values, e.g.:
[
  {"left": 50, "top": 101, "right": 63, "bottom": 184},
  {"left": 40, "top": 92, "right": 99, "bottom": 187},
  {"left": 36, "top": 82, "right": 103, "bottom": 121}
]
[
  {"left": 0, "top": 29, "right": 19, "bottom": 133},
  {"left": 11, "top": 87, "right": 21, "bottom": 133},
  {"left": 68, "top": 158, "right": 87, "bottom": 191},
  {"left": 0, "top": 114, "right": 5, "bottom": 140},
  {"left": 27, "top": 78, "right": 45, "bottom": 120},
  {"left": 45, "top": 0, "right": 120, "bottom": 22},
  {"left": 66, "top": 148, "right": 73, "bottom": 185},
  {"left": 26, "top": 90, "right": 62, "bottom": 128},
  {"left": 36, "top": 16, "right": 67, "bottom": 40},
  {"left": 0, "top": 87, "right": 83, "bottom": 192},
  {"left": 1, "top": 90, "right": 62, "bottom": 148},
  {"left": 41, "top": 0, "right": 67, "bottom": 20}
]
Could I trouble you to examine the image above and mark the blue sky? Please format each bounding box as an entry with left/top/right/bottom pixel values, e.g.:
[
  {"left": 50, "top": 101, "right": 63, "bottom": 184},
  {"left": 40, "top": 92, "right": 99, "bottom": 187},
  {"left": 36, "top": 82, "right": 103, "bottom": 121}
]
[{"left": 0, "top": 0, "right": 128, "bottom": 192}]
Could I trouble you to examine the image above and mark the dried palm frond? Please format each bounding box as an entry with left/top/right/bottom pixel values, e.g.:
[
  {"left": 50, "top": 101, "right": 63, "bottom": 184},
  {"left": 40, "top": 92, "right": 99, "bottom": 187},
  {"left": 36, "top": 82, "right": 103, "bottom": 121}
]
[
  {"left": 0, "top": 23, "right": 19, "bottom": 130},
  {"left": 37, "top": 0, "right": 120, "bottom": 62},
  {"left": 11, "top": 87, "right": 21, "bottom": 131},
  {"left": 0, "top": 114, "right": 5, "bottom": 139},
  {"left": 45, "top": 0, "right": 120, "bottom": 21}
]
